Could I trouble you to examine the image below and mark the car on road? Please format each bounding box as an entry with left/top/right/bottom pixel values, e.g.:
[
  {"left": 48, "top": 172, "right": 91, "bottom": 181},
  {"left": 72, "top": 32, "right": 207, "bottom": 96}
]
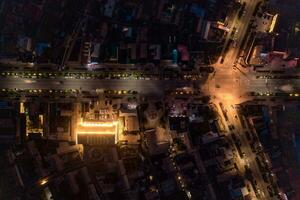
[
  {"left": 238, "top": 2, "right": 246, "bottom": 19},
  {"left": 220, "top": 57, "right": 225, "bottom": 64},
  {"left": 262, "top": 173, "right": 269, "bottom": 183},
  {"left": 232, "top": 40, "right": 238, "bottom": 48},
  {"left": 250, "top": 142, "right": 257, "bottom": 153},
  {"left": 245, "top": 131, "right": 251, "bottom": 141},
  {"left": 231, "top": 27, "right": 237, "bottom": 37},
  {"left": 267, "top": 186, "right": 274, "bottom": 197},
  {"left": 253, "top": 179, "right": 257, "bottom": 186},
  {"left": 232, "top": 133, "right": 238, "bottom": 142},
  {"left": 241, "top": 152, "right": 246, "bottom": 158},
  {"left": 228, "top": 124, "right": 235, "bottom": 130}
]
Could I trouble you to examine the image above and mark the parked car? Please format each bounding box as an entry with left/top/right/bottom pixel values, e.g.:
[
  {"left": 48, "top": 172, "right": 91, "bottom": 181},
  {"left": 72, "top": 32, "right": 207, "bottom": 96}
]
[{"left": 228, "top": 124, "right": 235, "bottom": 130}]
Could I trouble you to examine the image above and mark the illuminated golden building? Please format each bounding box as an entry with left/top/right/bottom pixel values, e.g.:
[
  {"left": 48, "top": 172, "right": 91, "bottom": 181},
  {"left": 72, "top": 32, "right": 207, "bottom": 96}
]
[{"left": 76, "top": 120, "right": 119, "bottom": 145}]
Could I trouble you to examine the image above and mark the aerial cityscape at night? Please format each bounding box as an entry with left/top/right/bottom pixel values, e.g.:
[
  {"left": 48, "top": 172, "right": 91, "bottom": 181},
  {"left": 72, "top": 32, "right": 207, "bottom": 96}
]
[{"left": 1, "top": 0, "right": 300, "bottom": 199}]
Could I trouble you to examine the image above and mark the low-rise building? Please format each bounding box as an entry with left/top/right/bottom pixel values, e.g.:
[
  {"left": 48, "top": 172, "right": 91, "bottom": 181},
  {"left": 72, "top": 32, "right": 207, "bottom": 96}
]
[{"left": 143, "top": 128, "right": 170, "bottom": 156}]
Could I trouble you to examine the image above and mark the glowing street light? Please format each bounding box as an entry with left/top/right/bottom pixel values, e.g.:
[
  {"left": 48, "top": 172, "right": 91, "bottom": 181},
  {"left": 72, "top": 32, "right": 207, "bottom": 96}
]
[{"left": 40, "top": 178, "right": 48, "bottom": 186}]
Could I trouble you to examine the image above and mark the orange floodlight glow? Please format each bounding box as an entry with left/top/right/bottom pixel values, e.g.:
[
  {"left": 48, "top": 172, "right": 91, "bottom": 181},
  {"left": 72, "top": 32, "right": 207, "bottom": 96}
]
[
  {"left": 77, "top": 131, "right": 116, "bottom": 135},
  {"left": 77, "top": 120, "right": 119, "bottom": 137},
  {"left": 79, "top": 121, "right": 118, "bottom": 127}
]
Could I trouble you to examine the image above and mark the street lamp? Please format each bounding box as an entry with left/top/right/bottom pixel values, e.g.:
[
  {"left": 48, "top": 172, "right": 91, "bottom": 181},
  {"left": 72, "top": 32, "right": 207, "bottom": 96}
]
[{"left": 39, "top": 178, "right": 48, "bottom": 186}]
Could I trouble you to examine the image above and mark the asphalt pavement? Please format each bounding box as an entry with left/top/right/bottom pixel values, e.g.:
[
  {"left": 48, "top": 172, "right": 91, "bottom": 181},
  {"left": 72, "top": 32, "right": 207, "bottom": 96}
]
[
  {"left": 225, "top": 104, "right": 270, "bottom": 199},
  {"left": 2, "top": 70, "right": 300, "bottom": 98},
  {"left": 208, "top": 0, "right": 277, "bottom": 199},
  {"left": 0, "top": 78, "right": 201, "bottom": 96}
]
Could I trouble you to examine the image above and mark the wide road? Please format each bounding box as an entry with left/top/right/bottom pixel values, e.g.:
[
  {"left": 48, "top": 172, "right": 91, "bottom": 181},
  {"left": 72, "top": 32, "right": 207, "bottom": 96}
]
[
  {"left": 0, "top": 78, "right": 200, "bottom": 96},
  {"left": 209, "top": 0, "right": 266, "bottom": 103},
  {"left": 206, "top": 70, "right": 300, "bottom": 103},
  {"left": 209, "top": 0, "right": 277, "bottom": 199},
  {"left": 215, "top": 101, "right": 266, "bottom": 200},
  {"left": 221, "top": 0, "right": 260, "bottom": 66},
  {"left": 2, "top": 72, "right": 300, "bottom": 97},
  {"left": 224, "top": 103, "right": 270, "bottom": 199},
  {"left": 217, "top": 74, "right": 300, "bottom": 93}
]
